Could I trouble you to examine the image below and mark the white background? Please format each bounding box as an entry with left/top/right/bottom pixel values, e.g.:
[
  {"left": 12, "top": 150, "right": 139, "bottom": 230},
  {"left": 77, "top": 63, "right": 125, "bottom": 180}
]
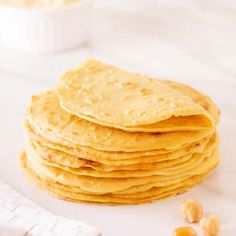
[{"left": 0, "top": 0, "right": 236, "bottom": 235}]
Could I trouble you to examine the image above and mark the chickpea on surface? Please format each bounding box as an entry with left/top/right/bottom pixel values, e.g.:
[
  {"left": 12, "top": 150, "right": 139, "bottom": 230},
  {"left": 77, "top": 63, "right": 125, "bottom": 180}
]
[
  {"left": 181, "top": 199, "right": 204, "bottom": 223},
  {"left": 199, "top": 214, "right": 220, "bottom": 236},
  {"left": 173, "top": 226, "right": 198, "bottom": 236}
]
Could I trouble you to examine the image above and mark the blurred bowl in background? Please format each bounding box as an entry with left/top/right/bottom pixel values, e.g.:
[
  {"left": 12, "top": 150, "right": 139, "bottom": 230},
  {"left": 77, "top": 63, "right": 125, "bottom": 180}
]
[{"left": 0, "top": 0, "right": 92, "bottom": 53}]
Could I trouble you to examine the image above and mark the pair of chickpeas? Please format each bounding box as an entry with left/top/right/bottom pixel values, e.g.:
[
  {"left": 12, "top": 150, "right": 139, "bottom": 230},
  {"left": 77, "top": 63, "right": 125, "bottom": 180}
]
[{"left": 173, "top": 199, "right": 220, "bottom": 236}]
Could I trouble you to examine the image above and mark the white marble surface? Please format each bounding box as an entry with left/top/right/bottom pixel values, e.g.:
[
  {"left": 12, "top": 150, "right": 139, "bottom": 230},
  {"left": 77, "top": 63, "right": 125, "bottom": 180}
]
[{"left": 0, "top": 0, "right": 236, "bottom": 235}]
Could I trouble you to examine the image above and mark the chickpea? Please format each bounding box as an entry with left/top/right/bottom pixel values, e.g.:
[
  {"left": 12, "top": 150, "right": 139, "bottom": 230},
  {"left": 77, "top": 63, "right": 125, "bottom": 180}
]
[
  {"left": 173, "top": 226, "right": 198, "bottom": 236},
  {"left": 199, "top": 214, "right": 220, "bottom": 236},
  {"left": 181, "top": 199, "right": 204, "bottom": 223}
]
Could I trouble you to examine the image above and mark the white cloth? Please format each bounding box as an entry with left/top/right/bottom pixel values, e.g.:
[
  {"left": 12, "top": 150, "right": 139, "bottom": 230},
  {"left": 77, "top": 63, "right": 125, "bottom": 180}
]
[{"left": 0, "top": 181, "right": 101, "bottom": 236}]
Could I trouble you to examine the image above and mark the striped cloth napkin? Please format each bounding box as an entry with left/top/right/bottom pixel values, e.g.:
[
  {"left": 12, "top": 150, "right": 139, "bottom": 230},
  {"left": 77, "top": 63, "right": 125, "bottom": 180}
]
[{"left": 0, "top": 181, "right": 101, "bottom": 236}]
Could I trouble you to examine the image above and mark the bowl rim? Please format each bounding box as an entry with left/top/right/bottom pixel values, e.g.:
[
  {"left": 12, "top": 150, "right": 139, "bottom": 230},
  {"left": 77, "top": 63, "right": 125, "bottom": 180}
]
[{"left": 0, "top": 0, "right": 92, "bottom": 13}]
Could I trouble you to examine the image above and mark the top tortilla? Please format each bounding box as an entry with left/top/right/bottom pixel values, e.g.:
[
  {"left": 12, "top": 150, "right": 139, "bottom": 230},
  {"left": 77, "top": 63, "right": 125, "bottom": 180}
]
[{"left": 56, "top": 59, "right": 218, "bottom": 132}]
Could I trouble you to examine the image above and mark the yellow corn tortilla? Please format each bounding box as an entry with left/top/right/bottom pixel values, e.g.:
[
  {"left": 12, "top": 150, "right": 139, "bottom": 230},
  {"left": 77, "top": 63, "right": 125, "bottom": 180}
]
[
  {"left": 25, "top": 133, "right": 218, "bottom": 176},
  {"left": 24, "top": 121, "right": 212, "bottom": 162},
  {"left": 22, "top": 148, "right": 219, "bottom": 194},
  {"left": 56, "top": 59, "right": 217, "bottom": 132},
  {"left": 20, "top": 151, "right": 218, "bottom": 205},
  {"left": 27, "top": 90, "right": 214, "bottom": 152}
]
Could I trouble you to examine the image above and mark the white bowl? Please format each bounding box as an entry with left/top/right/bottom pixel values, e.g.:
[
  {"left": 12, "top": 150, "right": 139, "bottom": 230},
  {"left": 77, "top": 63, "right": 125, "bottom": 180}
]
[{"left": 0, "top": 0, "right": 92, "bottom": 53}]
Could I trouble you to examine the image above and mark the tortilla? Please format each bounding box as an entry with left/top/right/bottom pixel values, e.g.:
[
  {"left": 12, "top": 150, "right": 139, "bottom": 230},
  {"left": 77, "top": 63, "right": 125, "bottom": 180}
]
[
  {"left": 27, "top": 90, "right": 214, "bottom": 152},
  {"left": 20, "top": 151, "right": 218, "bottom": 204},
  {"left": 57, "top": 59, "right": 216, "bottom": 132}
]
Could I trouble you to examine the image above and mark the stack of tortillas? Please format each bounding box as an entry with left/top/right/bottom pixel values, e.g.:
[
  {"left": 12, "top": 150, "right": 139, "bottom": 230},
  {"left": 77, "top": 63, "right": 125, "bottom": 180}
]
[{"left": 20, "top": 59, "right": 220, "bottom": 205}]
